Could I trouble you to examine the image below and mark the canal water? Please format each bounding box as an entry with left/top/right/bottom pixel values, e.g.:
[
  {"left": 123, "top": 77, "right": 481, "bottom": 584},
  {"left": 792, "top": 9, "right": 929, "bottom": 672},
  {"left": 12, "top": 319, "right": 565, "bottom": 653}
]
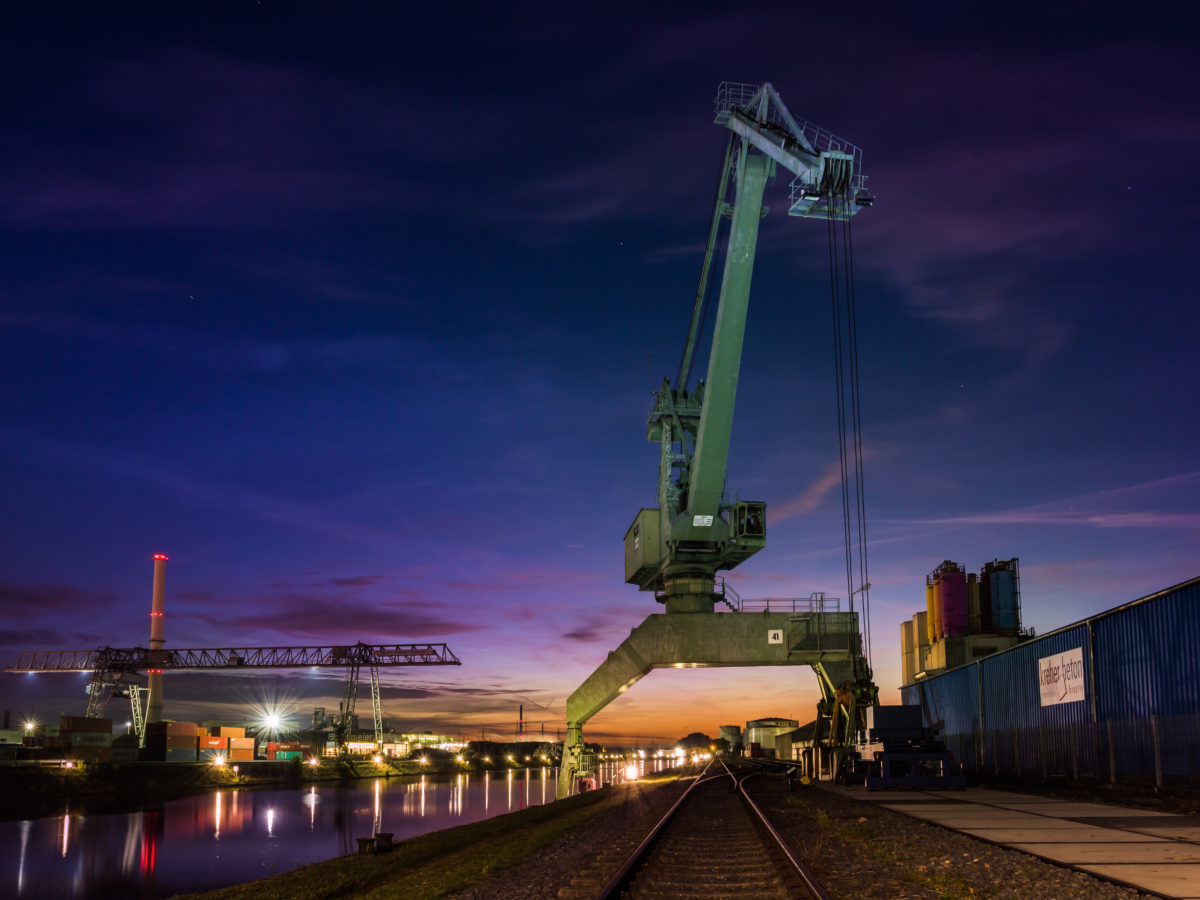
[{"left": 4, "top": 767, "right": 562, "bottom": 899}]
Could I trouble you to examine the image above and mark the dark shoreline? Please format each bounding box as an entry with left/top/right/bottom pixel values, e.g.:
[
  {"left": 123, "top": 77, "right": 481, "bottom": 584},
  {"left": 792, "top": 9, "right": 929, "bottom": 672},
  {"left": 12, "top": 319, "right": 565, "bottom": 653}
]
[{"left": 0, "top": 758, "right": 529, "bottom": 822}]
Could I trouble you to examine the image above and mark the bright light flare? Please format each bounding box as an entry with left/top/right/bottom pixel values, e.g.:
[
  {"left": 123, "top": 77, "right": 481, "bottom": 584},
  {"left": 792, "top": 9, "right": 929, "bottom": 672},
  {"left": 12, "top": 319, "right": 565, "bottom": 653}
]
[
  {"left": 372, "top": 755, "right": 382, "bottom": 764},
  {"left": 307, "top": 757, "right": 320, "bottom": 768},
  {"left": 211, "top": 754, "right": 227, "bottom": 767},
  {"left": 418, "top": 756, "right": 428, "bottom": 765},
  {"left": 624, "top": 763, "right": 638, "bottom": 781}
]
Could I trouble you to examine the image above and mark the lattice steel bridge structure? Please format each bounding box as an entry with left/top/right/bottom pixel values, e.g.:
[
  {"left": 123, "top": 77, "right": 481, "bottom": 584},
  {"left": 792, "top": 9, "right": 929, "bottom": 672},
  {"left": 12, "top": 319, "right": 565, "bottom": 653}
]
[{"left": 5, "top": 642, "right": 461, "bottom": 751}]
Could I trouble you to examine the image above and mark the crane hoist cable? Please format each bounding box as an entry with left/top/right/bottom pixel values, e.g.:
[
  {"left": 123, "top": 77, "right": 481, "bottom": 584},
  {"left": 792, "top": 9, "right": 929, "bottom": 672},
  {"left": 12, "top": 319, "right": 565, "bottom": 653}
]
[{"left": 825, "top": 186, "right": 873, "bottom": 671}]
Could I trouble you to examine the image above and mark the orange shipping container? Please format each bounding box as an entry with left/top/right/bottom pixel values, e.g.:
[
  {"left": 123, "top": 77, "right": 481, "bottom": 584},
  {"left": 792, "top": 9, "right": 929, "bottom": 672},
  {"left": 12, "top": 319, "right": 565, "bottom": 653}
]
[
  {"left": 212, "top": 726, "right": 245, "bottom": 738},
  {"left": 198, "top": 737, "right": 228, "bottom": 750},
  {"left": 228, "top": 737, "right": 254, "bottom": 749},
  {"left": 228, "top": 749, "right": 254, "bottom": 761}
]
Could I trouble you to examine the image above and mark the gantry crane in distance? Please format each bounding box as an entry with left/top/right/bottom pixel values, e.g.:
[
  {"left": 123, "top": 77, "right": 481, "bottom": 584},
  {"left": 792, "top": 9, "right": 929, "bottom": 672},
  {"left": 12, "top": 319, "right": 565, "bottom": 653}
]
[
  {"left": 559, "top": 82, "right": 878, "bottom": 797},
  {"left": 5, "top": 642, "right": 462, "bottom": 753}
]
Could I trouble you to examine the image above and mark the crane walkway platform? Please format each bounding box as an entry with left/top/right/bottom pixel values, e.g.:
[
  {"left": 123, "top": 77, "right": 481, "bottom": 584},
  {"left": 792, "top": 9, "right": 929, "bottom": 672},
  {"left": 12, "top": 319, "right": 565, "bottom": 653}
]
[{"left": 824, "top": 785, "right": 1200, "bottom": 898}]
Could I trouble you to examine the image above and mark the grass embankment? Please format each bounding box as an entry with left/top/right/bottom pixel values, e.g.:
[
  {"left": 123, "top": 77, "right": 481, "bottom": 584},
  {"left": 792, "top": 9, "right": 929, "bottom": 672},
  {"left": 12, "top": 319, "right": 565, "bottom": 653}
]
[{"left": 181, "top": 782, "right": 634, "bottom": 900}]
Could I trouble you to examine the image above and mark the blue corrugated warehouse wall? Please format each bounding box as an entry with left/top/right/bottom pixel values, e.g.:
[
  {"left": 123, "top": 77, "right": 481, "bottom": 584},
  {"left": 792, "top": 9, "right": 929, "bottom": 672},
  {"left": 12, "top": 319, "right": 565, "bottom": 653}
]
[{"left": 902, "top": 577, "right": 1200, "bottom": 785}]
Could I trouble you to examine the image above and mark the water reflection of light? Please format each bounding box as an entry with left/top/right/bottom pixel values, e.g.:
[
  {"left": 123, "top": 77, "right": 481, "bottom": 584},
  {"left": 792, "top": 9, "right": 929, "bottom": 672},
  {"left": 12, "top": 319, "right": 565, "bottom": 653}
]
[
  {"left": 419, "top": 775, "right": 425, "bottom": 817},
  {"left": 60, "top": 812, "right": 70, "bottom": 858},
  {"left": 121, "top": 814, "right": 139, "bottom": 874},
  {"left": 484, "top": 772, "right": 489, "bottom": 814},
  {"left": 506, "top": 769, "right": 513, "bottom": 811},
  {"left": 266, "top": 808, "right": 275, "bottom": 837},
  {"left": 540, "top": 766, "right": 546, "bottom": 804},
  {"left": 303, "top": 786, "right": 317, "bottom": 830},
  {"left": 17, "top": 819, "right": 30, "bottom": 893},
  {"left": 214, "top": 791, "right": 222, "bottom": 840},
  {"left": 373, "top": 780, "right": 381, "bottom": 837}
]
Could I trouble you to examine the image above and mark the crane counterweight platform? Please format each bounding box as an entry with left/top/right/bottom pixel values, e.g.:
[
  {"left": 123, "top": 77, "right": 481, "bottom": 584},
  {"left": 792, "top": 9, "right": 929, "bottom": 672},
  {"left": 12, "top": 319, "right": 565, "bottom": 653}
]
[{"left": 559, "top": 82, "right": 878, "bottom": 798}]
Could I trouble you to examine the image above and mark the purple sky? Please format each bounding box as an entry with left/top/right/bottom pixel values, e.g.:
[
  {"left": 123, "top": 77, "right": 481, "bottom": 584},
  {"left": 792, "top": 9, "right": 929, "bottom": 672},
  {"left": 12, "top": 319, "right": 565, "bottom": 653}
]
[{"left": 2, "top": 3, "right": 1198, "bottom": 745}]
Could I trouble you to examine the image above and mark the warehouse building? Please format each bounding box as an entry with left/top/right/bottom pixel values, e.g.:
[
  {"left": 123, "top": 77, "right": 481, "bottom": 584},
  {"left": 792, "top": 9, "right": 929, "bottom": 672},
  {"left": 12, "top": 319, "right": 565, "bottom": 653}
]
[{"left": 901, "top": 576, "right": 1200, "bottom": 786}]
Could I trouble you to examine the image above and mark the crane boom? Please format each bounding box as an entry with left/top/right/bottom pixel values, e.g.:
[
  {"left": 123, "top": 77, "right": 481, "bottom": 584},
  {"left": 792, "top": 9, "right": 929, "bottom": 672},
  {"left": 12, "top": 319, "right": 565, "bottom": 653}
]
[{"left": 623, "top": 82, "right": 871, "bottom": 614}]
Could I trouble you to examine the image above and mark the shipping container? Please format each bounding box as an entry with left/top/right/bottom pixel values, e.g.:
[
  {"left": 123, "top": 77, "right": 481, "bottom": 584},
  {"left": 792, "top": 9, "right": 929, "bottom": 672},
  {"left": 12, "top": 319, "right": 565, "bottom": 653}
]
[
  {"left": 61, "top": 732, "right": 114, "bottom": 748},
  {"left": 198, "top": 748, "right": 227, "bottom": 761},
  {"left": 60, "top": 716, "right": 112, "bottom": 733},
  {"left": 212, "top": 726, "right": 245, "bottom": 738},
  {"left": 228, "top": 749, "right": 253, "bottom": 762},
  {"left": 198, "top": 737, "right": 228, "bottom": 750},
  {"left": 228, "top": 737, "right": 254, "bottom": 750},
  {"left": 164, "top": 748, "right": 197, "bottom": 762},
  {"left": 147, "top": 721, "right": 198, "bottom": 736}
]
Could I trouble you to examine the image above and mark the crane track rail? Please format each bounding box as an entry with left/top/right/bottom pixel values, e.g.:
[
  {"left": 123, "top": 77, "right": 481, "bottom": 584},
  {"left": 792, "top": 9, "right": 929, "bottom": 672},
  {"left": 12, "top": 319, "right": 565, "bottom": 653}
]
[{"left": 589, "top": 760, "right": 830, "bottom": 900}]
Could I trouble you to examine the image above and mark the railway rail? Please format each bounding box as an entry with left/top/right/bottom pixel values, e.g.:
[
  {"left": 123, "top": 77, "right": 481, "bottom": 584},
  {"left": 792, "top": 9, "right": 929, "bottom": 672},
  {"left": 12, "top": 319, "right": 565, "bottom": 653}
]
[{"left": 592, "top": 759, "right": 830, "bottom": 900}]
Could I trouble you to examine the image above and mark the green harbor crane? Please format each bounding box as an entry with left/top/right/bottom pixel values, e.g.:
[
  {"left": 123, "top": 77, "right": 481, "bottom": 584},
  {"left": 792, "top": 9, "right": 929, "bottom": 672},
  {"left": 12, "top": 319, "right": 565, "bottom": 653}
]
[{"left": 559, "top": 83, "right": 878, "bottom": 797}]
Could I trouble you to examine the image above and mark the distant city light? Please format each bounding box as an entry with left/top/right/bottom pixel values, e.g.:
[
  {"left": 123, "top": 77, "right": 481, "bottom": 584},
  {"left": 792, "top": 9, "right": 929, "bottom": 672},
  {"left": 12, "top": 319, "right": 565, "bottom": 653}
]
[
  {"left": 307, "top": 757, "right": 320, "bottom": 768},
  {"left": 211, "top": 754, "right": 226, "bottom": 767}
]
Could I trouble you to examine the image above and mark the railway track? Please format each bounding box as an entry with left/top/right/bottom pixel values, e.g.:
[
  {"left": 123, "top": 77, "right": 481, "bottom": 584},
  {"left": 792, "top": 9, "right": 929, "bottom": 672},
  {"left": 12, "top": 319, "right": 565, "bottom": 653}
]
[{"left": 589, "top": 760, "right": 829, "bottom": 900}]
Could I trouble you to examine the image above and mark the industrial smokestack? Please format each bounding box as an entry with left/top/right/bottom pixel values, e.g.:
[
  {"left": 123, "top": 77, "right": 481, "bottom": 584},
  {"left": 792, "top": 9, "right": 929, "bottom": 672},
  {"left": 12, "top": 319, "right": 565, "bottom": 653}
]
[{"left": 146, "top": 553, "right": 167, "bottom": 725}]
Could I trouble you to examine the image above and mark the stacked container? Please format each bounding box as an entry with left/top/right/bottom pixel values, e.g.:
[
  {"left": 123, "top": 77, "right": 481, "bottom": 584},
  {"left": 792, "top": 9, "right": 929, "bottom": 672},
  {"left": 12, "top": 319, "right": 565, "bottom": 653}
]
[
  {"left": 266, "top": 740, "right": 311, "bottom": 760},
  {"left": 60, "top": 716, "right": 113, "bottom": 763},
  {"left": 146, "top": 721, "right": 198, "bottom": 761},
  {"left": 198, "top": 736, "right": 229, "bottom": 760}
]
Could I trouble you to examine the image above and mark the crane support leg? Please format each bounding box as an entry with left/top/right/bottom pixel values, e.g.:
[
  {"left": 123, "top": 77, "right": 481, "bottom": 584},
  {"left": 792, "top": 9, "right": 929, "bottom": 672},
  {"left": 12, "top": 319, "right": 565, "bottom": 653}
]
[
  {"left": 558, "top": 610, "right": 865, "bottom": 798},
  {"left": 370, "top": 664, "right": 382, "bottom": 747}
]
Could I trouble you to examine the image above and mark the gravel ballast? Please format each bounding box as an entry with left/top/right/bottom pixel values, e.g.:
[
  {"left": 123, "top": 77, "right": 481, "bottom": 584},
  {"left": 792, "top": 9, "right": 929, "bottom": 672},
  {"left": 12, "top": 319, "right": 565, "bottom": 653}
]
[{"left": 453, "top": 772, "right": 1161, "bottom": 899}]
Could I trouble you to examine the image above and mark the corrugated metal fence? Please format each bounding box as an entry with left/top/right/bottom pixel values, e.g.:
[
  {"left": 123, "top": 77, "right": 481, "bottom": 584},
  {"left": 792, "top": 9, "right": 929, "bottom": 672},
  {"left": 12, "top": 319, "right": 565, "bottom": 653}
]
[{"left": 901, "top": 577, "right": 1200, "bottom": 787}]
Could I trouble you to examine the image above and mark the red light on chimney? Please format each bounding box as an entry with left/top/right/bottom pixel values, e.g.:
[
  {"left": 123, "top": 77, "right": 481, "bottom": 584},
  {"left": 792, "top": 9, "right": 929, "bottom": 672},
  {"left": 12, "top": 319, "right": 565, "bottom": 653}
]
[{"left": 153, "top": 554, "right": 168, "bottom": 560}]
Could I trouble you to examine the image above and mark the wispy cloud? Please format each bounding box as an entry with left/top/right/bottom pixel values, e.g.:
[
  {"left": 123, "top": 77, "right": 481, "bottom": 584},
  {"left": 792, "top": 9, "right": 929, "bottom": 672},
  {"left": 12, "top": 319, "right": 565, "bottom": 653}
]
[
  {"left": 0, "top": 427, "right": 406, "bottom": 545},
  {"left": 770, "top": 461, "right": 845, "bottom": 523},
  {"left": 895, "top": 471, "right": 1200, "bottom": 532}
]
